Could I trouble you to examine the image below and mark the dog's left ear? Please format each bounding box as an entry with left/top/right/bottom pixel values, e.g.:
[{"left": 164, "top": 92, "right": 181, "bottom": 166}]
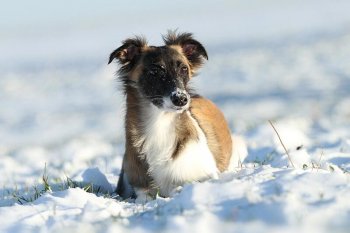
[
  {"left": 163, "top": 31, "right": 208, "bottom": 69},
  {"left": 108, "top": 36, "right": 147, "bottom": 65}
]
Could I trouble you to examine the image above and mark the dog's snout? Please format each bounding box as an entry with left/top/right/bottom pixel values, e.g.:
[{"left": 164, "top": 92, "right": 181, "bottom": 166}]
[{"left": 170, "top": 90, "right": 188, "bottom": 107}]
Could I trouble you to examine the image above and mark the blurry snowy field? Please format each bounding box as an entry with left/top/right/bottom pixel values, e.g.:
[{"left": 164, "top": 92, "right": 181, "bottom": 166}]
[{"left": 1, "top": 1, "right": 350, "bottom": 232}]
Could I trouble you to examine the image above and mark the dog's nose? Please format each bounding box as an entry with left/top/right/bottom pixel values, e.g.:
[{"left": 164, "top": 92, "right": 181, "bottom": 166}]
[{"left": 170, "top": 90, "right": 188, "bottom": 107}]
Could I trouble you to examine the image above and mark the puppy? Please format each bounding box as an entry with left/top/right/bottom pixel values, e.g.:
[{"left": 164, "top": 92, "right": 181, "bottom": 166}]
[{"left": 109, "top": 31, "right": 242, "bottom": 200}]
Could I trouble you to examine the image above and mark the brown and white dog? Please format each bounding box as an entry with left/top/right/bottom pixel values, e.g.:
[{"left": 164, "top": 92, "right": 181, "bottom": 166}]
[{"left": 109, "top": 31, "right": 246, "bottom": 201}]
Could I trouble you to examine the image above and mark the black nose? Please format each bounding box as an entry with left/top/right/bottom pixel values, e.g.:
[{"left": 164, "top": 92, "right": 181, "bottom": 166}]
[{"left": 170, "top": 90, "right": 188, "bottom": 107}]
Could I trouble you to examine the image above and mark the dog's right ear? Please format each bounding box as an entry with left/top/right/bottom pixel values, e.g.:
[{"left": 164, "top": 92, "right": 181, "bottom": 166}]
[
  {"left": 108, "top": 36, "right": 147, "bottom": 65},
  {"left": 163, "top": 31, "right": 208, "bottom": 71}
]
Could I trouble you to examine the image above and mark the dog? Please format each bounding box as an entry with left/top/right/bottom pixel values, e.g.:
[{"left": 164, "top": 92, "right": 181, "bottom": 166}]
[{"left": 108, "top": 31, "right": 246, "bottom": 201}]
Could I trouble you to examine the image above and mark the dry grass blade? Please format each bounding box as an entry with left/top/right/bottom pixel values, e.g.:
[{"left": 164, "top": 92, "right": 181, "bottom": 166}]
[
  {"left": 316, "top": 150, "right": 324, "bottom": 172},
  {"left": 268, "top": 120, "right": 295, "bottom": 168}
]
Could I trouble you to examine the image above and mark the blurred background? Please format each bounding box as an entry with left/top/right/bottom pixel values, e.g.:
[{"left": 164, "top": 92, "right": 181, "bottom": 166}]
[{"left": 1, "top": 0, "right": 350, "bottom": 187}]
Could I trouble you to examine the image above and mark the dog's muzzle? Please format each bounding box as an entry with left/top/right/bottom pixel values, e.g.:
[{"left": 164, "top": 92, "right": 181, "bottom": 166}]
[{"left": 170, "top": 89, "right": 189, "bottom": 107}]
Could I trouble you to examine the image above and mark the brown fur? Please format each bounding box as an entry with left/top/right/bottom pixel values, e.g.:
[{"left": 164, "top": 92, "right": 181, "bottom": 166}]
[
  {"left": 128, "top": 63, "right": 144, "bottom": 82},
  {"left": 169, "top": 45, "right": 200, "bottom": 75},
  {"left": 123, "top": 87, "right": 152, "bottom": 189},
  {"left": 190, "top": 97, "right": 232, "bottom": 171},
  {"left": 172, "top": 112, "right": 199, "bottom": 158}
]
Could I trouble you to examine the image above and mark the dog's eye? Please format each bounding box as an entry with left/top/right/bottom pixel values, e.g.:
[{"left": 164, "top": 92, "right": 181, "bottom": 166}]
[
  {"left": 149, "top": 64, "right": 166, "bottom": 75},
  {"left": 152, "top": 64, "right": 166, "bottom": 71},
  {"left": 179, "top": 66, "right": 188, "bottom": 76}
]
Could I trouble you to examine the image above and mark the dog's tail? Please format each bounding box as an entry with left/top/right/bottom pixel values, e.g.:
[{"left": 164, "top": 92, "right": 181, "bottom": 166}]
[{"left": 227, "top": 135, "right": 248, "bottom": 171}]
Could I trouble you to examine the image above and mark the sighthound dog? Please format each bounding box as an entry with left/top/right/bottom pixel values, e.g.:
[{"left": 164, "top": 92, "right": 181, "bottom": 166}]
[{"left": 108, "top": 31, "right": 246, "bottom": 201}]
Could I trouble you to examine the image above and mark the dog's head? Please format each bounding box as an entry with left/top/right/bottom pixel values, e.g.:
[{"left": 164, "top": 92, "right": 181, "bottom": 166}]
[{"left": 108, "top": 31, "right": 208, "bottom": 112}]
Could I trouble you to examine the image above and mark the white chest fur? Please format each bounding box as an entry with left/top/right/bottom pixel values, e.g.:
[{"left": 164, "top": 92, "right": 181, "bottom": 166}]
[{"left": 134, "top": 105, "right": 218, "bottom": 197}]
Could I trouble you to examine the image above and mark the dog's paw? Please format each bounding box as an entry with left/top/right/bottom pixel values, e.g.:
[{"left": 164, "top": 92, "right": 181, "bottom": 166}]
[
  {"left": 134, "top": 188, "right": 154, "bottom": 204},
  {"left": 169, "top": 186, "right": 183, "bottom": 197}
]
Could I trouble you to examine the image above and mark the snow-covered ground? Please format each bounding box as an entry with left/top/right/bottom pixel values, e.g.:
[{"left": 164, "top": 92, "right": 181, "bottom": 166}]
[{"left": 1, "top": 1, "right": 350, "bottom": 232}]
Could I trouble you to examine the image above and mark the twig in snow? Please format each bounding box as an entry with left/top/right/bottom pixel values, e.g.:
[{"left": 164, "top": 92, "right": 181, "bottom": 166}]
[
  {"left": 268, "top": 120, "right": 295, "bottom": 168},
  {"left": 316, "top": 150, "right": 324, "bottom": 172}
]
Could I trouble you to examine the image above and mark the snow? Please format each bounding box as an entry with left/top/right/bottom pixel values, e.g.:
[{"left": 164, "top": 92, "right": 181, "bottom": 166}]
[
  {"left": 1, "top": 1, "right": 350, "bottom": 233},
  {"left": 1, "top": 165, "right": 349, "bottom": 233}
]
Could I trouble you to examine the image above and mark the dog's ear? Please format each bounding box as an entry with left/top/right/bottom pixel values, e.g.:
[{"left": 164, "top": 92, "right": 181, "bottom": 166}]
[
  {"left": 163, "top": 31, "right": 208, "bottom": 69},
  {"left": 108, "top": 36, "right": 147, "bottom": 65}
]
